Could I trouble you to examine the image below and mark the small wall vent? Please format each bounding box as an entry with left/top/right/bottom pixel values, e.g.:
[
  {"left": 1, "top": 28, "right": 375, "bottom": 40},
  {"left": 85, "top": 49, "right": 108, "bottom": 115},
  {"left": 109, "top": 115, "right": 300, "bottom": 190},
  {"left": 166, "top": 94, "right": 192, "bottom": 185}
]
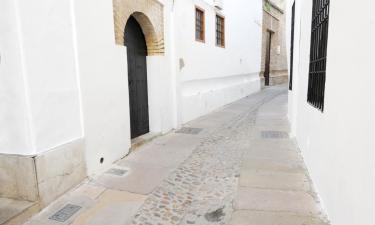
[{"left": 213, "top": 0, "right": 223, "bottom": 10}]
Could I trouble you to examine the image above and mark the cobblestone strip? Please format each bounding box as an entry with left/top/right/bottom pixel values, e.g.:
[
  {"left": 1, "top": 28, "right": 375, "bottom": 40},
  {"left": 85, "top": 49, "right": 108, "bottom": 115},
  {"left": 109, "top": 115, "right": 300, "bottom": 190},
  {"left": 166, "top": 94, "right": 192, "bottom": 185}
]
[{"left": 130, "top": 88, "right": 285, "bottom": 225}]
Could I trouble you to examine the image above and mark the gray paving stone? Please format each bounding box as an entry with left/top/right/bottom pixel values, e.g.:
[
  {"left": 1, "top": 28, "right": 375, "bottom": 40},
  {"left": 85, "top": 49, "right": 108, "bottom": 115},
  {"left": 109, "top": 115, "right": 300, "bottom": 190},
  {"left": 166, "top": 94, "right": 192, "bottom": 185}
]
[
  {"left": 0, "top": 198, "right": 37, "bottom": 224},
  {"left": 243, "top": 146, "right": 303, "bottom": 162},
  {"left": 94, "top": 163, "right": 174, "bottom": 195},
  {"left": 234, "top": 187, "right": 321, "bottom": 216},
  {"left": 229, "top": 210, "right": 329, "bottom": 225},
  {"left": 239, "top": 170, "right": 311, "bottom": 191},
  {"left": 241, "top": 157, "right": 306, "bottom": 174}
]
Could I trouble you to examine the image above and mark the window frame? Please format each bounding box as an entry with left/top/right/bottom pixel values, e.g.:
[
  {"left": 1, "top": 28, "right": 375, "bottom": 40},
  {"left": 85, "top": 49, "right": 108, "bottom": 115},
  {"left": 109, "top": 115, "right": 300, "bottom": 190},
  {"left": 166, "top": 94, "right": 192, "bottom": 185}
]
[
  {"left": 215, "top": 14, "right": 225, "bottom": 48},
  {"left": 195, "top": 6, "right": 205, "bottom": 43}
]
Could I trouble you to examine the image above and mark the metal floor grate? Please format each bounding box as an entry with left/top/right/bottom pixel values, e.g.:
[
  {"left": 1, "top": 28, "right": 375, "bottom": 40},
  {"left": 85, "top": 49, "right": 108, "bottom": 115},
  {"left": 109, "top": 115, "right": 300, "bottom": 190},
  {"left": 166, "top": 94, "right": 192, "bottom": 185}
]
[
  {"left": 176, "top": 127, "right": 203, "bottom": 135},
  {"left": 261, "top": 131, "right": 289, "bottom": 139},
  {"left": 106, "top": 168, "right": 128, "bottom": 176},
  {"left": 49, "top": 204, "right": 81, "bottom": 222}
]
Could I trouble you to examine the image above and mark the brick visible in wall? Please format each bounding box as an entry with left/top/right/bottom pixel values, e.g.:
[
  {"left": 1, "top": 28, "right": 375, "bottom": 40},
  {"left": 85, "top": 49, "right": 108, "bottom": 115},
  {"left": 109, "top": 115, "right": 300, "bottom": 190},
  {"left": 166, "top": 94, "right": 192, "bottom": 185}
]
[{"left": 113, "top": 0, "right": 165, "bottom": 55}]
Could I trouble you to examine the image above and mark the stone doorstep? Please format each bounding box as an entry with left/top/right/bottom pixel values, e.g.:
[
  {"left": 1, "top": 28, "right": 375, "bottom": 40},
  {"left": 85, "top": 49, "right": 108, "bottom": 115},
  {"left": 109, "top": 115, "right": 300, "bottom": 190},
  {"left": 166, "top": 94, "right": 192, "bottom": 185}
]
[
  {"left": 0, "top": 198, "right": 40, "bottom": 225},
  {"left": 130, "top": 132, "right": 162, "bottom": 151}
]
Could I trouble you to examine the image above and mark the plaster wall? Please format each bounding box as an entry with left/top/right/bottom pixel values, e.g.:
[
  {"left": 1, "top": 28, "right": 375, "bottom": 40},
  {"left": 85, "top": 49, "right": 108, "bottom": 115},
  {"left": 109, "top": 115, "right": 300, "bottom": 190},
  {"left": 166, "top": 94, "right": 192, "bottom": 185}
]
[
  {"left": 73, "top": 0, "right": 176, "bottom": 174},
  {"left": 287, "top": 1, "right": 375, "bottom": 224},
  {"left": 1, "top": 0, "right": 263, "bottom": 176},
  {"left": 16, "top": 0, "right": 83, "bottom": 154},
  {"left": 0, "top": 0, "right": 33, "bottom": 155},
  {"left": 173, "top": 0, "right": 263, "bottom": 123},
  {"left": 0, "top": 0, "right": 86, "bottom": 203},
  {"left": 0, "top": 0, "right": 83, "bottom": 155}
]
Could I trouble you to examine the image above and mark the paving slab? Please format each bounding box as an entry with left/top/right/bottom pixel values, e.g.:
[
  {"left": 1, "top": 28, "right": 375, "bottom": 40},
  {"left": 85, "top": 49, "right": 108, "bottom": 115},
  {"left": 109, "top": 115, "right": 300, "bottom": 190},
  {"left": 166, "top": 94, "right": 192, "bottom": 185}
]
[
  {"left": 24, "top": 195, "right": 95, "bottom": 225},
  {"left": 120, "top": 134, "right": 198, "bottom": 168},
  {"left": 71, "top": 190, "right": 146, "bottom": 225},
  {"left": 94, "top": 163, "right": 174, "bottom": 195},
  {"left": 243, "top": 146, "right": 303, "bottom": 162},
  {"left": 234, "top": 187, "right": 321, "bottom": 216},
  {"left": 249, "top": 138, "right": 299, "bottom": 151},
  {"left": 229, "top": 210, "right": 329, "bottom": 225},
  {"left": 0, "top": 198, "right": 39, "bottom": 225},
  {"left": 241, "top": 157, "right": 306, "bottom": 174},
  {"left": 239, "top": 170, "right": 311, "bottom": 191}
]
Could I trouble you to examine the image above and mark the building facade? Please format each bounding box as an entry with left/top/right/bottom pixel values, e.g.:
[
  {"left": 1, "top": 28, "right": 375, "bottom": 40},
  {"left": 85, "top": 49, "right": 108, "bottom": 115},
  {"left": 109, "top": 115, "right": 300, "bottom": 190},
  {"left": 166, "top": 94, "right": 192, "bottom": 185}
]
[
  {"left": 260, "top": 0, "right": 288, "bottom": 86},
  {"left": 287, "top": 0, "right": 375, "bottom": 225},
  {"left": 0, "top": 0, "right": 263, "bottom": 218}
]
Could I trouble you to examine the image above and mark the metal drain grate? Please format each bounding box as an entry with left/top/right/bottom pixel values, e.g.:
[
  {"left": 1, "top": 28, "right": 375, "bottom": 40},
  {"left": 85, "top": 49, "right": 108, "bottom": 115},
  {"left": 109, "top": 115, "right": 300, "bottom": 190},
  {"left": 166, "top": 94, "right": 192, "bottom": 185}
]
[
  {"left": 49, "top": 204, "right": 81, "bottom": 222},
  {"left": 106, "top": 168, "right": 128, "bottom": 176},
  {"left": 261, "top": 131, "right": 289, "bottom": 139},
  {"left": 176, "top": 127, "right": 203, "bottom": 135}
]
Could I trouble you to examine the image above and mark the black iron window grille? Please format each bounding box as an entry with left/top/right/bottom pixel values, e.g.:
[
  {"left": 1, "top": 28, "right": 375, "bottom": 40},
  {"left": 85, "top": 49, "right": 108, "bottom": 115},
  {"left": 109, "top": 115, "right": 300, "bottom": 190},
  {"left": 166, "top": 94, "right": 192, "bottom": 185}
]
[
  {"left": 307, "top": 0, "right": 330, "bottom": 111},
  {"left": 289, "top": 2, "right": 296, "bottom": 91}
]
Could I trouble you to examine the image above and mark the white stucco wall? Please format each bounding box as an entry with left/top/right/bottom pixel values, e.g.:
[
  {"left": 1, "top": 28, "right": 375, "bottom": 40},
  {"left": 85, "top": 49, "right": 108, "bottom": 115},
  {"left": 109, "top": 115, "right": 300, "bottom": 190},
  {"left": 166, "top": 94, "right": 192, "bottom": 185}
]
[
  {"left": 72, "top": 0, "right": 130, "bottom": 173},
  {"left": 17, "top": 0, "right": 83, "bottom": 153},
  {"left": 72, "top": 0, "right": 176, "bottom": 174},
  {"left": 1, "top": 0, "right": 264, "bottom": 175},
  {"left": 287, "top": 1, "right": 375, "bottom": 225},
  {"left": 0, "top": 0, "right": 83, "bottom": 155},
  {"left": 0, "top": 0, "right": 33, "bottom": 155},
  {"left": 173, "top": 0, "right": 263, "bottom": 123}
]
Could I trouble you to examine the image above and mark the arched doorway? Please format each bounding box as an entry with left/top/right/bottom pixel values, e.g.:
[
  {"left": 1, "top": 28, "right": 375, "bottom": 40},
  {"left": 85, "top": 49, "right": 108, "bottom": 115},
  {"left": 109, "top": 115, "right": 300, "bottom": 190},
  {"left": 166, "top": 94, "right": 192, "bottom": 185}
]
[{"left": 124, "top": 16, "right": 149, "bottom": 139}]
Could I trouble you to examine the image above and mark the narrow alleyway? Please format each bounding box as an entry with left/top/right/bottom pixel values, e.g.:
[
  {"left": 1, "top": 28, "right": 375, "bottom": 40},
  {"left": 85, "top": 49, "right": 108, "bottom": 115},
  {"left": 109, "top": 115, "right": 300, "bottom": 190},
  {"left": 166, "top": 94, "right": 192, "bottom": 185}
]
[{"left": 24, "top": 86, "right": 329, "bottom": 225}]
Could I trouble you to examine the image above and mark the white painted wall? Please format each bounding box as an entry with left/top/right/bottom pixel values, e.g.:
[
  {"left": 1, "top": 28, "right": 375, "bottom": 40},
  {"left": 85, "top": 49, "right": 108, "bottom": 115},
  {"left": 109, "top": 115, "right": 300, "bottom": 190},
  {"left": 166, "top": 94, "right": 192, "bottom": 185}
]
[
  {"left": 1, "top": 0, "right": 264, "bottom": 175},
  {"left": 173, "top": 0, "right": 263, "bottom": 123},
  {"left": 72, "top": 0, "right": 130, "bottom": 173},
  {"left": 0, "top": 0, "right": 33, "bottom": 155},
  {"left": 147, "top": 0, "right": 176, "bottom": 134},
  {"left": 0, "top": 0, "right": 83, "bottom": 155},
  {"left": 287, "top": 1, "right": 375, "bottom": 225},
  {"left": 17, "top": 0, "right": 83, "bottom": 153},
  {"left": 72, "top": 0, "right": 176, "bottom": 174}
]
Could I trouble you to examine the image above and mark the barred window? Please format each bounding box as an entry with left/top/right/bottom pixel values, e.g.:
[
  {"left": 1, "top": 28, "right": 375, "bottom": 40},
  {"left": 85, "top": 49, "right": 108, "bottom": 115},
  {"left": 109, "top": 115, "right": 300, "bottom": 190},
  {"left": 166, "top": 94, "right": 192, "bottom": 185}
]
[
  {"left": 307, "top": 0, "right": 330, "bottom": 111},
  {"left": 216, "top": 15, "right": 225, "bottom": 47},
  {"left": 195, "top": 7, "right": 205, "bottom": 42}
]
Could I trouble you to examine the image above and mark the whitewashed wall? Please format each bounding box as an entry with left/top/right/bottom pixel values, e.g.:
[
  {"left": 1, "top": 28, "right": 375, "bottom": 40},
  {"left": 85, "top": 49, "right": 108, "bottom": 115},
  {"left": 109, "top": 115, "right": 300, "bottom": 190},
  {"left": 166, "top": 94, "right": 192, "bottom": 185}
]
[
  {"left": 1, "top": 0, "right": 263, "bottom": 176},
  {"left": 287, "top": 1, "right": 375, "bottom": 225},
  {"left": 173, "top": 0, "right": 263, "bottom": 123},
  {"left": 72, "top": 0, "right": 130, "bottom": 174},
  {"left": 0, "top": 0, "right": 33, "bottom": 155},
  {"left": 0, "top": 0, "right": 83, "bottom": 155},
  {"left": 73, "top": 0, "right": 176, "bottom": 174}
]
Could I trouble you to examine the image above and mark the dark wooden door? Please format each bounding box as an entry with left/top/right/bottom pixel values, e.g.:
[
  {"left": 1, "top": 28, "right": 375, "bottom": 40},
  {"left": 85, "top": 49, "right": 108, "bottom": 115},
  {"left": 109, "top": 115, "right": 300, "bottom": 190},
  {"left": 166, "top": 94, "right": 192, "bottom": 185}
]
[
  {"left": 264, "top": 31, "right": 272, "bottom": 86},
  {"left": 124, "top": 16, "right": 149, "bottom": 139}
]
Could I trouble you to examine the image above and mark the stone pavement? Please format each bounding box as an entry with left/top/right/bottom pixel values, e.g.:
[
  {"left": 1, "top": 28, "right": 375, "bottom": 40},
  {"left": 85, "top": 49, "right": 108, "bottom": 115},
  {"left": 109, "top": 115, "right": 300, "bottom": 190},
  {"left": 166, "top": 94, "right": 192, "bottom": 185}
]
[{"left": 23, "top": 85, "right": 330, "bottom": 225}]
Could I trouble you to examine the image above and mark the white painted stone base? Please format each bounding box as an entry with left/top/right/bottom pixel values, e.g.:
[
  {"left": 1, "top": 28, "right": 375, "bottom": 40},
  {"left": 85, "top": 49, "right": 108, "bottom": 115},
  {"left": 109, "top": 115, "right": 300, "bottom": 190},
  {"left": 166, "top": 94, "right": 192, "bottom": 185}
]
[
  {"left": 0, "top": 154, "right": 38, "bottom": 201},
  {"left": 181, "top": 73, "right": 261, "bottom": 123},
  {"left": 0, "top": 139, "right": 87, "bottom": 207},
  {"left": 35, "top": 139, "right": 87, "bottom": 206}
]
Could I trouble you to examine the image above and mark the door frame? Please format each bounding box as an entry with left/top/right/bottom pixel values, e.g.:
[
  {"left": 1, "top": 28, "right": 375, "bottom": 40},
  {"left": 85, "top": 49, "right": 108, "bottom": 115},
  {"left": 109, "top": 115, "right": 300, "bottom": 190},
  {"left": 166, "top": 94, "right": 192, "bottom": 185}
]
[{"left": 124, "top": 16, "right": 150, "bottom": 139}]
